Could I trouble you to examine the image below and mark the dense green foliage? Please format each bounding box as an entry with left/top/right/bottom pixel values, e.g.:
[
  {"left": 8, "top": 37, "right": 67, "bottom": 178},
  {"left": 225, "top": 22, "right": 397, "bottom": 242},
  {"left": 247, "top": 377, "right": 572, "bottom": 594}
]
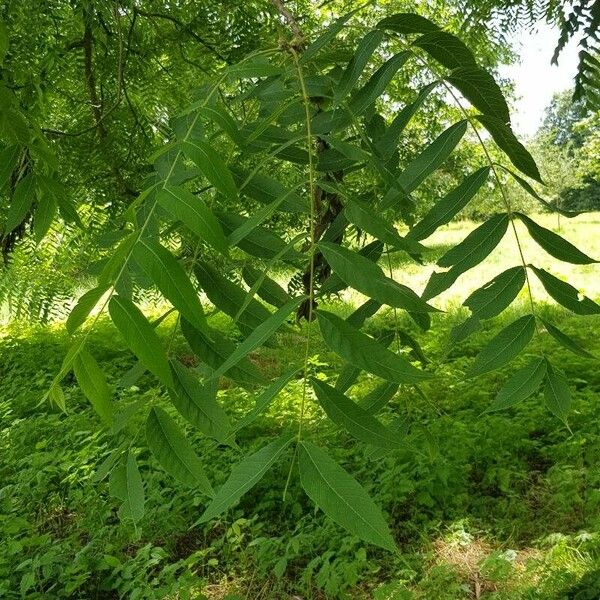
[
  {"left": 2, "top": 301, "right": 600, "bottom": 598},
  {"left": 1, "top": 1, "right": 600, "bottom": 598}
]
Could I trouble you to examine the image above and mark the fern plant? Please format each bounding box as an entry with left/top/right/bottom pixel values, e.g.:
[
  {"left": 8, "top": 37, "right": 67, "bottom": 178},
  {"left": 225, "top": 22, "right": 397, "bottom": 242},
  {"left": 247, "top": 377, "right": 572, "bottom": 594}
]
[{"left": 46, "top": 8, "right": 598, "bottom": 550}]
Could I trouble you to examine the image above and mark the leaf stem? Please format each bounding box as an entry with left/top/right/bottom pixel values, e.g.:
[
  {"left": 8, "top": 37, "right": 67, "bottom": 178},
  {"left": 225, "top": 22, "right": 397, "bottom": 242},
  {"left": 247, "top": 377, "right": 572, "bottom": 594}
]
[{"left": 282, "top": 48, "right": 317, "bottom": 501}]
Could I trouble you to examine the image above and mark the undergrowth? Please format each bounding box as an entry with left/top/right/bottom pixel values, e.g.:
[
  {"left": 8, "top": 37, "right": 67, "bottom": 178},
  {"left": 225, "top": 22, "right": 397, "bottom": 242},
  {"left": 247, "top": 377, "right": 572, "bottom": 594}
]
[{"left": 1, "top": 301, "right": 600, "bottom": 599}]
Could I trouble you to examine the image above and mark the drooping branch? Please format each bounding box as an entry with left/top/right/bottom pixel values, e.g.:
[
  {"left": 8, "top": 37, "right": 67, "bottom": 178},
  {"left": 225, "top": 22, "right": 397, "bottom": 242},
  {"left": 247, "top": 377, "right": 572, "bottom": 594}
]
[{"left": 83, "top": 16, "right": 107, "bottom": 138}]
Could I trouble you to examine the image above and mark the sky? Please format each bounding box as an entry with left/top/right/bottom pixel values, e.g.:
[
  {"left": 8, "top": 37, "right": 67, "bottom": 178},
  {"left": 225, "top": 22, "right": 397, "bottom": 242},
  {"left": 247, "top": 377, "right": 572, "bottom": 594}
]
[{"left": 499, "top": 22, "right": 581, "bottom": 138}]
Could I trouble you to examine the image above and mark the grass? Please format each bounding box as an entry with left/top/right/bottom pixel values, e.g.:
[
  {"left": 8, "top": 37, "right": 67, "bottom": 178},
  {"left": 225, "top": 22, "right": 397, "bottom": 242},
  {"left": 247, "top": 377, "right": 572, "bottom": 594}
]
[{"left": 1, "top": 214, "right": 600, "bottom": 598}]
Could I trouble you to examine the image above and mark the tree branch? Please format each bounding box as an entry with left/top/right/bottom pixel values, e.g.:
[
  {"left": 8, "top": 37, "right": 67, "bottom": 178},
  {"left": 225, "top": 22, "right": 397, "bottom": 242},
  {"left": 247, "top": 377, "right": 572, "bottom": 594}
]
[
  {"left": 269, "top": 0, "right": 305, "bottom": 46},
  {"left": 133, "top": 8, "right": 230, "bottom": 63}
]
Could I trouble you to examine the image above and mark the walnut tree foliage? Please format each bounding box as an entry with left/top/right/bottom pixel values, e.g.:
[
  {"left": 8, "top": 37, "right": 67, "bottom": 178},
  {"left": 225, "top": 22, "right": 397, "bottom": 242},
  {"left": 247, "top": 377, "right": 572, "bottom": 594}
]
[
  {"left": 2, "top": 4, "right": 600, "bottom": 550},
  {"left": 0, "top": 0, "right": 506, "bottom": 319}
]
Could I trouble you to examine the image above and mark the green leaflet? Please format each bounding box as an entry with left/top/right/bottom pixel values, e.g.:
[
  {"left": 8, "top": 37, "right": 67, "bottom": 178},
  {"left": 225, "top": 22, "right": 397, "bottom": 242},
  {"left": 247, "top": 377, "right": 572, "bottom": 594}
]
[
  {"left": 235, "top": 234, "right": 304, "bottom": 320},
  {"left": 98, "top": 232, "right": 136, "bottom": 286},
  {"left": 529, "top": 266, "right": 600, "bottom": 315},
  {"left": 301, "top": 11, "right": 356, "bottom": 63},
  {"left": 93, "top": 447, "right": 122, "bottom": 483},
  {"left": 348, "top": 52, "right": 411, "bottom": 118},
  {"left": 313, "top": 380, "right": 403, "bottom": 449},
  {"left": 197, "top": 433, "right": 293, "bottom": 524},
  {"left": 397, "top": 329, "right": 429, "bottom": 365},
  {"left": 335, "top": 303, "right": 386, "bottom": 393},
  {"left": 4, "top": 173, "right": 35, "bottom": 234},
  {"left": 486, "top": 357, "right": 546, "bottom": 412},
  {"left": 132, "top": 239, "right": 209, "bottom": 335},
  {"left": 54, "top": 193, "right": 82, "bottom": 229},
  {"left": 541, "top": 318, "right": 596, "bottom": 359},
  {"left": 407, "top": 167, "right": 490, "bottom": 241},
  {"left": 49, "top": 383, "right": 66, "bottom": 411},
  {"left": 111, "top": 399, "right": 145, "bottom": 435},
  {"left": 544, "top": 360, "right": 571, "bottom": 424},
  {"left": 377, "top": 82, "right": 439, "bottom": 159},
  {"left": 227, "top": 191, "right": 293, "bottom": 246},
  {"left": 181, "top": 139, "right": 237, "bottom": 200},
  {"left": 464, "top": 266, "right": 526, "bottom": 320},
  {"left": 383, "top": 120, "right": 468, "bottom": 205},
  {"left": 324, "top": 137, "right": 371, "bottom": 164},
  {"left": 234, "top": 367, "right": 300, "bottom": 432},
  {"left": 108, "top": 296, "right": 173, "bottom": 388},
  {"left": 320, "top": 240, "right": 383, "bottom": 295},
  {"left": 346, "top": 298, "right": 382, "bottom": 328},
  {"left": 335, "top": 30, "right": 385, "bottom": 101},
  {"left": 33, "top": 193, "right": 57, "bottom": 243},
  {"left": 467, "top": 315, "right": 536, "bottom": 377},
  {"left": 423, "top": 213, "right": 509, "bottom": 300},
  {"left": 146, "top": 407, "right": 214, "bottom": 495},
  {"left": 0, "top": 144, "right": 19, "bottom": 191},
  {"left": 72, "top": 349, "right": 113, "bottom": 425},
  {"left": 516, "top": 213, "right": 597, "bottom": 264},
  {"left": 231, "top": 167, "right": 307, "bottom": 213},
  {"left": 336, "top": 330, "right": 394, "bottom": 393},
  {"left": 376, "top": 13, "right": 440, "bottom": 35},
  {"left": 359, "top": 382, "right": 399, "bottom": 414},
  {"left": 216, "top": 211, "right": 303, "bottom": 262},
  {"left": 447, "top": 67, "right": 510, "bottom": 123},
  {"left": 169, "top": 360, "right": 231, "bottom": 443},
  {"left": 111, "top": 453, "right": 145, "bottom": 524},
  {"left": 316, "top": 147, "right": 359, "bottom": 171},
  {"left": 195, "top": 104, "right": 245, "bottom": 147},
  {"left": 242, "top": 266, "right": 290, "bottom": 308},
  {"left": 475, "top": 115, "right": 542, "bottom": 183},
  {"left": 318, "top": 242, "right": 437, "bottom": 313},
  {"left": 413, "top": 31, "right": 477, "bottom": 70},
  {"left": 450, "top": 315, "right": 481, "bottom": 344},
  {"left": 226, "top": 56, "right": 285, "bottom": 79},
  {"left": 298, "top": 441, "right": 396, "bottom": 552},
  {"left": 194, "top": 261, "right": 271, "bottom": 337},
  {"left": 123, "top": 453, "right": 145, "bottom": 523},
  {"left": 66, "top": 284, "right": 109, "bottom": 334},
  {"left": 181, "top": 319, "right": 265, "bottom": 387},
  {"left": 499, "top": 166, "right": 579, "bottom": 217},
  {"left": 344, "top": 198, "right": 424, "bottom": 255},
  {"left": 209, "top": 297, "right": 303, "bottom": 381},
  {"left": 157, "top": 185, "right": 228, "bottom": 255},
  {"left": 317, "top": 310, "right": 430, "bottom": 384}
]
